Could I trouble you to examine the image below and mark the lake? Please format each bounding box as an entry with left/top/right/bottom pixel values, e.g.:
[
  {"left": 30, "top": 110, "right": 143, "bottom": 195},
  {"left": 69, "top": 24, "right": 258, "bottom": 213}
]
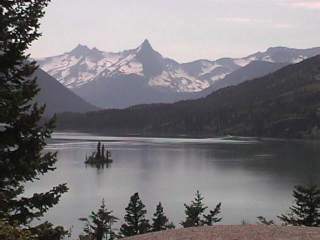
[{"left": 25, "top": 132, "right": 320, "bottom": 236}]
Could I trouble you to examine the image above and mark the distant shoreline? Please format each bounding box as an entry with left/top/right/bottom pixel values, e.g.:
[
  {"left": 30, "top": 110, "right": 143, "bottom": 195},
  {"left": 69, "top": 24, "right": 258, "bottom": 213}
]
[{"left": 51, "top": 131, "right": 309, "bottom": 143}]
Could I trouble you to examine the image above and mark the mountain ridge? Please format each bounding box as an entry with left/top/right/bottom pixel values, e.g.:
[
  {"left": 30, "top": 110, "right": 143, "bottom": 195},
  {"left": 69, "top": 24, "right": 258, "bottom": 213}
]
[{"left": 38, "top": 41, "right": 320, "bottom": 108}]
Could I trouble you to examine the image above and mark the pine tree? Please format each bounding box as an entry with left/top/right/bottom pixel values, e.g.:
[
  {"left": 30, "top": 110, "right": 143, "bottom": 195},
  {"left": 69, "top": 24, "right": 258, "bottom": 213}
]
[
  {"left": 0, "top": 1, "right": 68, "bottom": 239},
  {"left": 181, "top": 191, "right": 222, "bottom": 228},
  {"left": 151, "top": 202, "right": 175, "bottom": 232},
  {"left": 101, "top": 144, "right": 105, "bottom": 160},
  {"left": 96, "top": 142, "right": 101, "bottom": 159},
  {"left": 79, "top": 200, "right": 118, "bottom": 240},
  {"left": 181, "top": 191, "right": 207, "bottom": 227},
  {"left": 120, "top": 193, "right": 150, "bottom": 237},
  {"left": 202, "top": 202, "right": 222, "bottom": 226},
  {"left": 278, "top": 185, "right": 320, "bottom": 226}
]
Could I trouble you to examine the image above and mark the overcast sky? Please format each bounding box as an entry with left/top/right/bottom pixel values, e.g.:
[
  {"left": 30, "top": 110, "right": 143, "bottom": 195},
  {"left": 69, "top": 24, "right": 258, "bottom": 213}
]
[{"left": 29, "top": 0, "right": 320, "bottom": 62}]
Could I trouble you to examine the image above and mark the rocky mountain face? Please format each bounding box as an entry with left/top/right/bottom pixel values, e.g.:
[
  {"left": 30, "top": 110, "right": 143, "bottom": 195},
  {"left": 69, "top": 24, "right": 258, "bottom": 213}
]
[{"left": 38, "top": 41, "right": 320, "bottom": 108}]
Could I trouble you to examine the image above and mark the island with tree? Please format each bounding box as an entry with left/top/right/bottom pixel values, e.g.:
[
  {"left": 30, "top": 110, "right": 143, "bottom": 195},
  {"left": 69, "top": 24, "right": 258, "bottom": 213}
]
[{"left": 85, "top": 141, "right": 113, "bottom": 166}]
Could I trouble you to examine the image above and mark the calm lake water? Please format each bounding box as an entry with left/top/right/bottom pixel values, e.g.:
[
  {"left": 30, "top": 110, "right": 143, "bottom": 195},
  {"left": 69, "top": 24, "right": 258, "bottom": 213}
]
[{"left": 25, "top": 132, "right": 320, "bottom": 236}]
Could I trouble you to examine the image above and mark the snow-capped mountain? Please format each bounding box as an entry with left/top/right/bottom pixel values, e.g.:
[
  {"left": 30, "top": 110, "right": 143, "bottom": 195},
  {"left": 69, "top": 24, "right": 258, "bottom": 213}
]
[
  {"left": 38, "top": 41, "right": 320, "bottom": 108},
  {"left": 39, "top": 40, "right": 213, "bottom": 92},
  {"left": 243, "top": 46, "right": 320, "bottom": 64},
  {"left": 39, "top": 43, "right": 144, "bottom": 89}
]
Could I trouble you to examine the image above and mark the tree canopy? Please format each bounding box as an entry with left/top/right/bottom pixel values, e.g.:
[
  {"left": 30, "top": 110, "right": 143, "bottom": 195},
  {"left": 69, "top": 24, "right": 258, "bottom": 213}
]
[{"left": 0, "top": 1, "right": 68, "bottom": 239}]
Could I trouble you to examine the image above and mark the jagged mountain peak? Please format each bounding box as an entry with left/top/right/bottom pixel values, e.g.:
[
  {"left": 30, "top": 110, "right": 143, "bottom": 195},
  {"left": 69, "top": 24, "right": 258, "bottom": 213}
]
[
  {"left": 69, "top": 44, "right": 104, "bottom": 60},
  {"left": 136, "top": 39, "right": 158, "bottom": 56},
  {"left": 134, "top": 39, "right": 165, "bottom": 78},
  {"left": 138, "top": 39, "right": 153, "bottom": 50},
  {"left": 70, "top": 44, "right": 91, "bottom": 55}
]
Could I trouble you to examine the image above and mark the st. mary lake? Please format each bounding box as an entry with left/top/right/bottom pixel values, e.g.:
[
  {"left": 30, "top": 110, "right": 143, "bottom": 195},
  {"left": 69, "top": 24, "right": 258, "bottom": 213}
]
[{"left": 25, "top": 132, "right": 320, "bottom": 235}]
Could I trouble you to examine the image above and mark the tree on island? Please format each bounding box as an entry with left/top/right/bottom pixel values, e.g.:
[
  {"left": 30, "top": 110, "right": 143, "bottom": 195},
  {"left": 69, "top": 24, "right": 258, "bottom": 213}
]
[
  {"left": 151, "top": 202, "right": 175, "bottom": 232},
  {"left": 120, "top": 193, "right": 151, "bottom": 237},
  {"left": 79, "top": 200, "right": 118, "bottom": 240},
  {"left": 0, "top": 1, "right": 68, "bottom": 239},
  {"left": 97, "top": 142, "right": 101, "bottom": 159},
  {"left": 278, "top": 184, "right": 320, "bottom": 227},
  {"left": 181, "top": 191, "right": 222, "bottom": 228}
]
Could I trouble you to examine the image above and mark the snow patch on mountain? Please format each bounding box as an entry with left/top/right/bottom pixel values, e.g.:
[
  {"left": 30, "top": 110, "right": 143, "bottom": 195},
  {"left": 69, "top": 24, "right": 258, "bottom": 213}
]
[
  {"left": 233, "top": 58, "right": 255, "bottom": 67},
  {"left": 209, "top": 73, "right": 228, "bottom": 82},
  {"left": 292, "top": 55, "right": 307, "bottom": 63},
  {"left": 149, "top": 69, "right": 209, "bottom": 92},
  {"left": 199, "top": 63, "right": 222, "bottom": 76}
]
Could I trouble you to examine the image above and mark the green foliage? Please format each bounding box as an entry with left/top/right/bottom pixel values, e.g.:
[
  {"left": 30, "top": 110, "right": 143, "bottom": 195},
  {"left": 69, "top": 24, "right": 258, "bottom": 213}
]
[
  {"left": 79, "top": 199, "right": 118, "bottom": 240},
  {"left": 278, "top": 185, "right": 320, "bottom": 227},
  {"left": 151, "top": 202, "right": 175, "bottom": 232},
  {"left": 120, "top": 193, "right": 150, "bottom": 237},
  {"left": 0, "top": 1, "right": 68, "bottom": 239},
  {"left": 181, "top": 191, "right": 222, "bottom": 228}
]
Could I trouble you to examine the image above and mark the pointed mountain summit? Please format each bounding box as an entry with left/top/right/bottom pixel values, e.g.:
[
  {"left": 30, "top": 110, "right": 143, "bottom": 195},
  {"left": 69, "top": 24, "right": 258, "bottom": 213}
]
[
  {"left": 137, "top": 39, "right": 154, "bottom": 52},
  {"left": 70, "top": 44, "right": 92, "bottom": 56},
  {"left": 136, "top": 39, "right": 159, "bottom": 58},
  {"left": 135, "top": 39, "right": 166, "bottom": 77}
]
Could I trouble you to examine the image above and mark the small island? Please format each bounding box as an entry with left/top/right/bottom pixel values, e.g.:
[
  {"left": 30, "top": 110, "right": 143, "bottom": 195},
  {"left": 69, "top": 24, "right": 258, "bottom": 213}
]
[{"left": 85, "top": 141, "right": 113, "bottom": 165}]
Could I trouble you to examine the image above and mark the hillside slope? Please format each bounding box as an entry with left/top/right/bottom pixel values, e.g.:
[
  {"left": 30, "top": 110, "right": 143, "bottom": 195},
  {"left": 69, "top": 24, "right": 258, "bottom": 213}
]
[
  {"left": 35, "top": 69, "right": 98, "bottom": 115},
  {"left": 57, "top": 56, "right": 320, "bottom": 138}
]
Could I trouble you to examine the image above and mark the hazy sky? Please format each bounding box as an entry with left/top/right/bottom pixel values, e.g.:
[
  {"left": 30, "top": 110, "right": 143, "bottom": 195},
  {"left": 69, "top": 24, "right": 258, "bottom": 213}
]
[{"left": 29, "top": 0, "right": 320, "bottom": 62}]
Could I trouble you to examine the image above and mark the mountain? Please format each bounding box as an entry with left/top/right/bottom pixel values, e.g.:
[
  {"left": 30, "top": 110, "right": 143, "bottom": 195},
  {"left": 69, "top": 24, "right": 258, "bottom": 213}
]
[
  {"left": 35, "top": 69, "right": 98, "bottom": 115},
  {"left": 57, "top": 55, "right": 320, "bottom": 138},
  {"left": 244, "top": 46, "right": 320, "bottom": 63},
  {"left": 38, "top": 40, "right": 216, "bottom": 93},
  {"left": 68, "top": 40, "right": 198, "bottom": 108},
  {"left": 39, "top": 42, "right": 320, "bottom": 108}
]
